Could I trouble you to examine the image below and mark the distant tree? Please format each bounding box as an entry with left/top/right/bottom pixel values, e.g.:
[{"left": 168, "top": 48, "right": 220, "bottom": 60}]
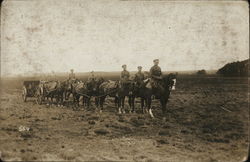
[
  {"left": 217, "top": 59, "right": 249, "bottom": 77},
  {"left": 197, "top": 69, "right": 206, "bottom": 75}
]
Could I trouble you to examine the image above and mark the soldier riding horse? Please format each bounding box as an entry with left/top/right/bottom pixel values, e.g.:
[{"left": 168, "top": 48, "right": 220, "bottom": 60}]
[
  {"left": 143, "top": 73, "right": 176, "bottom": 117},
  {"left": 142, "top": 59, "right": 177, "bottom": 117}
]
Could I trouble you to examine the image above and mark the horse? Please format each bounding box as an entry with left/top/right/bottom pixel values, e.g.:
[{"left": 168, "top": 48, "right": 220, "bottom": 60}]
[
  {"left": 70, "top": 77, "right": 104, "bottom": 109},
  {"left": 37, "top": 80, "right": 65, "bottom": 106},
  {"left": 95, "top": 80, "right": 119, "bottom": 112},
  {"left": 129, "top": 81, "right": 148, "bottom": 113},
  {"left": 84, "top": 77, "right": 105, "bottom": 108},
  {"left": 142, "top": 73, "right": 177, "bottom": 118},
  {"left": 116, "top": 80, "right": 136, "bottom": 114},
  {"left": 71, "top": 80, "right": 89, "bottom": 109}
]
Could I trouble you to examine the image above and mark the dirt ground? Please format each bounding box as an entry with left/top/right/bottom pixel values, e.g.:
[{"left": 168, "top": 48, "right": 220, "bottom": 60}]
[{"left": 0, "top": 76, "right": 249, "bottom": 161}]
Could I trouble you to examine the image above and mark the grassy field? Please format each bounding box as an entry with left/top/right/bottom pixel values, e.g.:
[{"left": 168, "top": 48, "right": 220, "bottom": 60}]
[{"left": 0, "top": 74, "right": 248, "bottom": 161}]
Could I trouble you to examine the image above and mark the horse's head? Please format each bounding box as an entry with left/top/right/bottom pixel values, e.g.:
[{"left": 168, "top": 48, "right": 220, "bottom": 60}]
[
  {"left": 62, "top": 80, "right": 72, "bottom": 91},
  {"left": 162, "top": 73, "right": 177, "bottom": 90},
  {"left": 128, "top": 81, "right": 136, "bottom": 95}
]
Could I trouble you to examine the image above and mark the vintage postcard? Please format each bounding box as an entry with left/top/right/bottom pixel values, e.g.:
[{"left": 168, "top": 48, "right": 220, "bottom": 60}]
[{"left": 0, "top": 0, "right": 249, "bottom": 161}]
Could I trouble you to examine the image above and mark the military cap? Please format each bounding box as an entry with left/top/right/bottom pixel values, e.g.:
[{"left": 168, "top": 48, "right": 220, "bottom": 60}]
[
  {"left": 153, "top": 59, "right": 159, "bottom": 62},
  {"left": 122, "top": 64, "right": 127, "bottom": 68}
]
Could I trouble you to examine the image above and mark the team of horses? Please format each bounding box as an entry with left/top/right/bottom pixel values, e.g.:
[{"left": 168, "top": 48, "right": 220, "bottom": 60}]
[{"left": 36, "top": 73, "right": 177, "bottom": 118}]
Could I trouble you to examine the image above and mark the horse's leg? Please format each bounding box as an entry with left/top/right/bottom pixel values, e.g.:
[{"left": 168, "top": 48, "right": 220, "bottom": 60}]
[
  {"left": 128, "top": 96, "right": 132, "bottom": 113},
  {"left": 50, "top": 94, "right": 54, "bottom": 106},
  {"left": 160, "top": 97, "right": 166, "bottom": 114},
  {"left": 82, "top": 97, "right": 85, "bottom": 107},
  {"left": 49, "top": 95, "right": 52, "bottom": 107},
  {"left": 95, "top": 97, "right": 99, "bottom": 108},
  {"left": 73, "top": 94, "right": 79, "bottom": 110},
  {"left": 46, "top": 95, "right": 49, "bottom": 106},
  {"left": 131, "top": 96, "right": 135, "bottom": 113},
  {"left": 59, "top": 93, "right": 62, "bottom": 106},
  {"left": 56, "top": 93, "right": 60, "bottom": 107},
  {"left": 130, "top": 96, "right": 135, "bottom": 113},
  {"left": 117, "top": 97, "right": 122, "bottom": 114},
  {"left": 62, "top": 92, "right": 66, "bottom": 106},
  {"left": 72, "top": 93, "right": 78, "bottom": 109},
  {"left": 45, "top": 96, "right": 49, "bottom": 106},
  {"left": 94, "top": 97, "right": 99, "bottom": 112},
  {"left": 49, "top": 95, "right": 52, "bottom": 106},
  {"left": 63, "top": 91, "right": 67, "bottom": 104},
  {"left": 147, "top": 96, "right": 154, "bottom": 118},
  {"left": 141, "top": 98, "right": 145, "bottom": 114},
  {"left": 77, "top": 95, "right": 81, "bottom": 109},
  {"left": 115, "top": 97, "right": 118, "bottom": 107},
  {"left": 83, "top": 97, "right": 86, "bottom": 108},
  {"left": 87, "top": 97, "right": 90, "bottom": 109},
  {"left": 122, "top": 96, "right": 125, "bottom": 114},
  {"left": 144, "top": 98, "right": 148, "bottom": 113},
  {"left": 100, "top": 96, "right": 106, "bottom": 113},
  {"left": 52, "top": 94, "right": 56, "bottom": 106},
  {"left": 66, "top": 91, "right": 70, "bottom": 100},
  {"left": 76, "top": 95, "right": 79, "bottom": 108}
]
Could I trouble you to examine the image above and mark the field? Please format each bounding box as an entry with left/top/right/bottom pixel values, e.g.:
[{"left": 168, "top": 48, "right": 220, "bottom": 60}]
[{"left": 0, "top": 74, "right": 249, "bottom": 161}]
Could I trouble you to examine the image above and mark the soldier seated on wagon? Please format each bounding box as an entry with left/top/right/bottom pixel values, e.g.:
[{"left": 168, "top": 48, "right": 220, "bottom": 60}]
[
  {"left": 68, "top": 69, "right": 76, "bottom": 83},
  {"left": 87, "top": 71, "right": 96, "bottom": 82}
]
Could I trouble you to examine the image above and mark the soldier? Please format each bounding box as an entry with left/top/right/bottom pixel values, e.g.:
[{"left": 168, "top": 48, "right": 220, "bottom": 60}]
[
  {"left": 150, "top": 59, "right": 162, "bottom": 80},
  {"left": 69, "top": 69, "right": 76, "bottom": 80},
  {"left": 134, "top": 66, "right": 145, "bottom": 87},
  {"left": 120, "top": 64, "right": 130, "bottom": 82},
  {"left": 88, "top": 71, "right": 96, "bottom": 82},
  {"left": 149, "top": 59, "right": 163, "bottom": 90}
]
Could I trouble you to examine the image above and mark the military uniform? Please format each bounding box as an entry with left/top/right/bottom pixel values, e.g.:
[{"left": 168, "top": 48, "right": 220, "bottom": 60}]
[
  {"left": 150, "top": 65, "right": 162, "bottom": 79},
  {"left": 88, "top": 75, "right": 96, "bottom": 82},
  {"left": 134, "top": 71, "right": 145, "bottom": 86},
  {"left": 69, "top": 73, "right": 76, "bottom": 80},
  {"left": 120, "top": 70, "right": 130, "bottom": 82},
  {"left": 149, "top": 65, "right": 163, "bottom": 89}
]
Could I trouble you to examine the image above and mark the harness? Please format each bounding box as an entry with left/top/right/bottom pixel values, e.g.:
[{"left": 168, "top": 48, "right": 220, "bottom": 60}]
[{"left": 74, "top": 88, "right": 119, "bottom": 98}]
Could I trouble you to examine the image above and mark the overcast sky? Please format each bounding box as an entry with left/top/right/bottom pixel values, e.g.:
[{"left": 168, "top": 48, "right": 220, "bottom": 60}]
[{"left": 1, "top": 0, "right": 249, "bottom": 76}]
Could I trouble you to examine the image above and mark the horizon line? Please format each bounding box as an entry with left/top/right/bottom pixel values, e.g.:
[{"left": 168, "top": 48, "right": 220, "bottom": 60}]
[{"left": 1, "top": 69, "right": 218, "bottom": 78}]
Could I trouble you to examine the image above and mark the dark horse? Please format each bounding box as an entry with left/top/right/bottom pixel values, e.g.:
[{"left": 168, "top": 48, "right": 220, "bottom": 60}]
[
  {"left": 71, "top": 77, "right": 105, "bottom": 109},
  {"left": 96, "top": 80, "right": 135, "bottom": 114},
  {"left": 117, "top": 81, "right": 136, "bottom": 114},
  {"left": 143, "top": 73, "right": 177, "bottom": 118},
  {"left": 129, "top": 81, "right": 147, "bottom": 113}
]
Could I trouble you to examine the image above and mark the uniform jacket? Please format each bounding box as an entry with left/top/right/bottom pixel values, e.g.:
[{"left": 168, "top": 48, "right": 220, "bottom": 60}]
[{"left": 150, "top": 65, "right": 162, "bottom": 79}]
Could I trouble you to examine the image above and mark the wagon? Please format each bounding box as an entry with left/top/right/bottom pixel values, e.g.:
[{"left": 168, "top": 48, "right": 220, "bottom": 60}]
[{"left": 22, "top": 80, "right": 40, "bottom": 102}]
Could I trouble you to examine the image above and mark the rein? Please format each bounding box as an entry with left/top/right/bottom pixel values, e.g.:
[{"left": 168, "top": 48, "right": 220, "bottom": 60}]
[{"left": 75, "top": 88, "right": 118, "bottom": 99}]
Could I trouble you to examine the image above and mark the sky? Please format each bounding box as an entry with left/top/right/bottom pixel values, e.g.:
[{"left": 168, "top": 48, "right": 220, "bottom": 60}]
[{"left": 1, "top": 0, "right": 249, "bottom": 76}]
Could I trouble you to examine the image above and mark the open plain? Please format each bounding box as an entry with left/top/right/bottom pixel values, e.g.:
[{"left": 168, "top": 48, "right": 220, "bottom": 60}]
[{"left": 0, "top": 75, "right": 248, "bottom": 161}]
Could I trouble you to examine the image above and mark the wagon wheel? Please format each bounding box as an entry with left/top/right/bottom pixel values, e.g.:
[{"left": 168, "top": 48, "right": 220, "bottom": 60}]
[
  {"left": 36, "top": 94, "right": 43, "bottom": 105},
  {"left": 22, "top": 86, "right": 27, "bottom": 102}
]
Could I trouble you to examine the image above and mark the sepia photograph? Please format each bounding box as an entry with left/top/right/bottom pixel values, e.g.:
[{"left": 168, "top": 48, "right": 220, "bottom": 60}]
[{"left": 0, "top": 0, "right": 249, "bottom": 161}]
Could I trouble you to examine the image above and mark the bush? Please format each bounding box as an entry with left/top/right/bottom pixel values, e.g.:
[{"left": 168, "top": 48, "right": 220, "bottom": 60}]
[
  {"left": 217, "top": 59, "right": 249, "bottom": 77},
  {"left": 196, "top": 69, "right": 206, "bottom": 75}
]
